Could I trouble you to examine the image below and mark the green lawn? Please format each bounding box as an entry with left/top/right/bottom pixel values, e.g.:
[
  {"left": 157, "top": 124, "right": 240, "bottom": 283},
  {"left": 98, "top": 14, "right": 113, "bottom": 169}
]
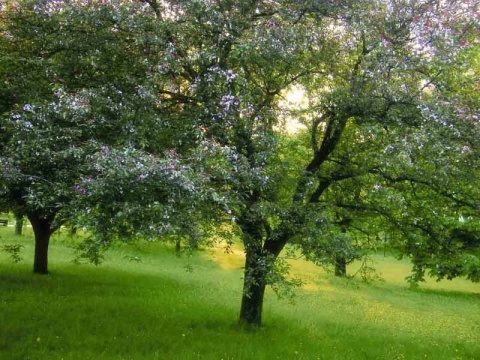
[{"left": 1, "top": 226, "right": 479, "bottom": 360}]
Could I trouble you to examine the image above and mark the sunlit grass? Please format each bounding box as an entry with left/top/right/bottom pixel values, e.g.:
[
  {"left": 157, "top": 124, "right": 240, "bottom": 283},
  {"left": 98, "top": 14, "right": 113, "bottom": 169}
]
[{"left": 1, "top": 226, "right": 479, "bottom": 359}]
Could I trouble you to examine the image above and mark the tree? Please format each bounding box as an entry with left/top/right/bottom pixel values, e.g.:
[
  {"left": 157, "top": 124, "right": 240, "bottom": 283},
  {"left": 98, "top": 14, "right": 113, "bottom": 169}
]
[
  {"left": 77, "top": 0, "right": 478, "bottom": 325},
  {"left": 154, "top": 0, "right": 478, "bottom": 325},
  {"left": 0, "top": 1, "right": 200, "bottom": 273}
]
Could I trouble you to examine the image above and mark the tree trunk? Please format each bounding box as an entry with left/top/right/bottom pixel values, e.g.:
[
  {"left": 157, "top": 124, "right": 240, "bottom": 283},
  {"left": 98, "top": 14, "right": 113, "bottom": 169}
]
[
  {"left": 14, "top": 215, "right": 23, "bottom": 235},
  {"left": 239, "top": 255, "right": 267, "bottom": 327},
  {"left": 239, "top": 278, "right": 266, "bottom": 327},
  {"left": 237, "top": 225, "right": 289, "bottom": 326},
  {"left": 28, "top": 214, "right": 53, "bottom": 275},
  {"left": 334, "top": 255, "right": 347, "bottom": 277}
]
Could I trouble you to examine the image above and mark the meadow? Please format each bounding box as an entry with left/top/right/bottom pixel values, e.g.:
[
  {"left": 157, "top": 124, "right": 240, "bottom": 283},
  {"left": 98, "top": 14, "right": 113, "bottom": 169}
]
[{"left": 0, "top": 226, "right": 479, "bottom": 360}]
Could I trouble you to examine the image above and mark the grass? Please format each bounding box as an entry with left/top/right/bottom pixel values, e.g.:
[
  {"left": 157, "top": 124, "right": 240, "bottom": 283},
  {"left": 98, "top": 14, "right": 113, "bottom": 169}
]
[{"left": 1, "top": 226, "right": 479, "bottom": 360}]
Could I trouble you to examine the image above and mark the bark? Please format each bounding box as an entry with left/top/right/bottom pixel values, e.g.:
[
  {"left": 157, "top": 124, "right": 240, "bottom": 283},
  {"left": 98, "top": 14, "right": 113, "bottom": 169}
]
[
  {"left": 238, "top": 233, "right": 288, "bottom": 326},
  {"left": 239, "top": 249, "right": 267, "bottom": 326},
  {"left": 334, "top": 255, "right": 347, "bottom": 277},
  {"left": 239, "top": 276, "right": 267, "bottom": 326},
  {"left": 28, "top": 214, "right": 54, "bottom": 275},
  {"left": 14, "top": 215, "right": 23, "bottom": 235}
]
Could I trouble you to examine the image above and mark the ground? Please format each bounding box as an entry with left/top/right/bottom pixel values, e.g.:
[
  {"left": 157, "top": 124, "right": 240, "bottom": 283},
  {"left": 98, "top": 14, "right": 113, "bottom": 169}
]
[{"left": 0, "top": 227, "right": 479, "bottom": 359}]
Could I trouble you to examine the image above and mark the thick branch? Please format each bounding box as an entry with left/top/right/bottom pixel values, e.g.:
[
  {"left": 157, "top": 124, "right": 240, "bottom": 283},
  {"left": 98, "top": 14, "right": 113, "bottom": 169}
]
[
  {"left": 309, "top": 170, "right": 360, "bottom": 203},
  {"left": 307, "top": 114, "right": 348, "bottom": 172},
  {"left": 158, "top": 90, "right": 193, "bottom": 104},
  {"left": 369, "top": 168, "right": 478, "bottom": 209},
  {"left": 334, "top": 202, "right": 441, "bottom": 246}
]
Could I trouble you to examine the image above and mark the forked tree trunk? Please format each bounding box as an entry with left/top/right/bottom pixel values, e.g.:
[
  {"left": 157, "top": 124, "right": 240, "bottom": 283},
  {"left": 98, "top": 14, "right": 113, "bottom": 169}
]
[
  {"left": 238, "top": 230, "right": 288, "bottom": 327},
  {"left": 334, "top": 255, "right": 347, "bottom": 277},
  {"left": 236, "top": 202, "right": 289, "bottom": 327},
  {"left": 28, "top": 214, "right": 54, "bottom": 274}
]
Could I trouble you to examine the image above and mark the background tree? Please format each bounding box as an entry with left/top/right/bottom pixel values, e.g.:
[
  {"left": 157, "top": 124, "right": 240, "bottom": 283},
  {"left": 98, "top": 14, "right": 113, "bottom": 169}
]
[{"left": 13, "top": 212, "right": 23, "bottom": 235}]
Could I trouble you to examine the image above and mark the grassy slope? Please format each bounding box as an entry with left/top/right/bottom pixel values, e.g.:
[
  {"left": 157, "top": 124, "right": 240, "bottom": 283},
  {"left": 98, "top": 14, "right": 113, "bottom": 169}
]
[{"left": 0, "top": 227, "right": 479, "bottom": 360}]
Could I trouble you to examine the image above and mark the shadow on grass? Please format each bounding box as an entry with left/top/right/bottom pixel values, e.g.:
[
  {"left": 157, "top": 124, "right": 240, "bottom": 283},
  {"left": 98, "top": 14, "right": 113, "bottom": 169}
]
[{"left": 409, "top": 285, "right": 480, "bottom": 299}]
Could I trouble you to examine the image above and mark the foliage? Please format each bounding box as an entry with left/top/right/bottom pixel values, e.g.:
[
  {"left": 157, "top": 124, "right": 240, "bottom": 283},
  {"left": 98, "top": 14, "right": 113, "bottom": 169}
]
[
  {"left": 72, "top": 142, "right": 235, "bottom": 261},
  {"left": 0, "top": 1, "right": 226, "bottom": 270},
  {"left": 0, "top": 243, "right": 24, "bottom": 263}
]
